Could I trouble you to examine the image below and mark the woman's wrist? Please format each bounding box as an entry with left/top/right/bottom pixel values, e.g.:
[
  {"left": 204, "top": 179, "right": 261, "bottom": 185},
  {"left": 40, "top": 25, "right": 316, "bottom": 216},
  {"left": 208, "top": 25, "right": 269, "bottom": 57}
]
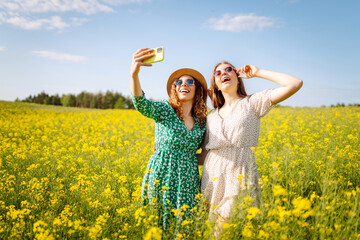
[
  {"left": 131, "top": 68, "right": 139, "bottom": 78},
  {"left": 253, "top": 68, "right": 264, "bottom": 78}
]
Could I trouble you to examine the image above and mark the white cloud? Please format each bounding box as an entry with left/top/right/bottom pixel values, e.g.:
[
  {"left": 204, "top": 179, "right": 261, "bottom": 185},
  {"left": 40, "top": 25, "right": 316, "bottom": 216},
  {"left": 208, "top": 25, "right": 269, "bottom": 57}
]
[
  {"left": 102, "top": 0, "right": 151, "bottom": 5},
  {"left": 0, "top": 0, "right": 111, "bottom": 30},
  {"left": 0, "top": 12, "right": 5, "bottom": 21},
  {"left": 32, "top": 50, "right": 87, "bottom": 63},
  {"left": 6, "top": 16, "right": 69, "bottom": 30},
  {"left": 0, "top": 0, "right": 113, "bottom": 15},
  {"left": 206, "top": 13, "right": 276, "bottom": 32},
  {"left": 71, "top": 17, "right": 89, "bottom": 26},
  {"left": 0, "top": 0, "right": 151, "bottom": 30},
  {"left": 0, "top": 46, "right": 5, "bottom": 51}
]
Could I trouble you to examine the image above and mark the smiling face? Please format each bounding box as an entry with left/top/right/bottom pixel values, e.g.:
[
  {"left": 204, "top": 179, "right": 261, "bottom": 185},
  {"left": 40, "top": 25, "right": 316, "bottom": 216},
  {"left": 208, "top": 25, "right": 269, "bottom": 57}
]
[
  {"left": 175, "top": 75, "right": 196, "bottom": 102},
  {"left": 213, "top": 63, "right": 238, "bottom": 94},
  {"left": 209, "top": 61, "right": 248, "bottom": 108}
]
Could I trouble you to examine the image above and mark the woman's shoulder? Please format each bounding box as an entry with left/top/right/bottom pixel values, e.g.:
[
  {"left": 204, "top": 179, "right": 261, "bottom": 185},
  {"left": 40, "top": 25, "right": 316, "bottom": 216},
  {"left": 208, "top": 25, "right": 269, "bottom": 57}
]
[
  {"left": 132, "top": 93, "right": 170, "bottom": 111},
  {"left": 247, "top": 89, "right": 273, "bottom": 99},
  {"left": 151, "top": 99, "right": 172, "bottom": 113},
  {"left": 245, "top": 89, "right": 275, "bottom": 117},
  {"left": 242, "top": 89, "right": 273, "bottom": 104}
]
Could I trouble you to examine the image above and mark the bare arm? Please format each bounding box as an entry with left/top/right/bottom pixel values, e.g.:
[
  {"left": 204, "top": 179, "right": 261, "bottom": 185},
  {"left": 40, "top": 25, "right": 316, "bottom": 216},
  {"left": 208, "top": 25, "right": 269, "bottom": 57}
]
[
  {"left": 197, "top": 148, "right": 208, "bottom": 165},
  {"left": 130, "top": 48, "right": 154, "bottom": 96},
  {"left": 237, "top": 65, "right": 303, "bottom": 105}
]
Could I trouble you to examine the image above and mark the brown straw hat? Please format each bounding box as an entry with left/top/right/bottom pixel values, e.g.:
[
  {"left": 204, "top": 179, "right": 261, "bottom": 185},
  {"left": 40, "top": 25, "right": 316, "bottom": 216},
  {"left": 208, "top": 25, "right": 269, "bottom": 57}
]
[{"left": 167, "top": 68, "right": 207, "bottom": 97}]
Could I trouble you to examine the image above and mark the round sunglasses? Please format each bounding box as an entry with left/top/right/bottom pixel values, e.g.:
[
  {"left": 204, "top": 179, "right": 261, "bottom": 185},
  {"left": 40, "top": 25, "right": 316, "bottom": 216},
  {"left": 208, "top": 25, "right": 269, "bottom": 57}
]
[
  {"left": 174, "top": 79, "right": 195, "bottom": 86},
  {"left": 213, "top": 66, "right": 234, "bottom": 77}
]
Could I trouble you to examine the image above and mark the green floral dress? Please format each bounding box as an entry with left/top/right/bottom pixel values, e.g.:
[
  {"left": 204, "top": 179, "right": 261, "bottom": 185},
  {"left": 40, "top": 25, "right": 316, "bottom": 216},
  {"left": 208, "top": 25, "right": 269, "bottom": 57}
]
[{"left": 132, "top": 93, "right": 205, "bottom": 229}]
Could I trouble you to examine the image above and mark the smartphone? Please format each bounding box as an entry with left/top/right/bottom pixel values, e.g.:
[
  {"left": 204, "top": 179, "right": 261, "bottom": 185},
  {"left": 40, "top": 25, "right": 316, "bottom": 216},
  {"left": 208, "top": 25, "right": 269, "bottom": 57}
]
[{"left": 143, "top": 47, "right": 164, "bottom": 64}]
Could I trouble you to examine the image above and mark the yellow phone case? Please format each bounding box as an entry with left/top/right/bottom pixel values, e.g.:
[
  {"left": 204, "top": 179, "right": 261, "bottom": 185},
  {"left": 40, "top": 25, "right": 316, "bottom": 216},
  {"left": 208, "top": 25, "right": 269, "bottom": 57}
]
[{"left": 143, "top": 47, "right": 164, "bottom": 64}]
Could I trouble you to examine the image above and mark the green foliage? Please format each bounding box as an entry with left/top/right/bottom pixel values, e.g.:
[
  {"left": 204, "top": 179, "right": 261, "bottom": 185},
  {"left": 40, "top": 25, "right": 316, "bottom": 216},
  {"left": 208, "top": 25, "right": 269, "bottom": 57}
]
[
  {"left": 61, "top": 94, "right": 76, "bottom": 107},
  {"left": 19, "top": 91, "right": 134, "bottom": 109}
]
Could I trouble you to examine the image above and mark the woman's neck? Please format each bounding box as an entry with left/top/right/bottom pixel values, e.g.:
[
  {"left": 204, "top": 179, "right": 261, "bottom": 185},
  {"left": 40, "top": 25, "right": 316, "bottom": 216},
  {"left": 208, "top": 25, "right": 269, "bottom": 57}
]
[
  {"left": 181, "top": 100, "right": 193, "bottom": 117},
  {"left": 222, "top": 91, "right": 242, "bottom": 108}
]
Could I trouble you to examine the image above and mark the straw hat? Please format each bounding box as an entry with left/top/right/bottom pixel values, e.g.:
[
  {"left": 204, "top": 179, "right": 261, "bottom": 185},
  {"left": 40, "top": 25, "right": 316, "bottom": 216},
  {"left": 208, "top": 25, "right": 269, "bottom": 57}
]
[{"left": 167, "top": 68, "right": 208, "bottom": 97}]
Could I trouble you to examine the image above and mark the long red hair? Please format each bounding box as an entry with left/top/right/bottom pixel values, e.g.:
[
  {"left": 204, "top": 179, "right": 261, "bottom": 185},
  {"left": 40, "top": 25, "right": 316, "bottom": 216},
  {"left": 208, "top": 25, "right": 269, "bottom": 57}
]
[
  {"left": 168, "top": 79, "right": 207, "bottom": 127},
  {"left": 209, "top": 61, "right": 247, "bottom": 109}
]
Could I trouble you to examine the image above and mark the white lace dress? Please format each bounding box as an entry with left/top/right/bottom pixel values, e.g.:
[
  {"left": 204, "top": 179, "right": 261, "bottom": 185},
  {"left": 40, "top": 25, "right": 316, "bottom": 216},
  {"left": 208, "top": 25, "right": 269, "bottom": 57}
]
[{"left": 201, "top": 89, "right": 274, "bottom": 219}]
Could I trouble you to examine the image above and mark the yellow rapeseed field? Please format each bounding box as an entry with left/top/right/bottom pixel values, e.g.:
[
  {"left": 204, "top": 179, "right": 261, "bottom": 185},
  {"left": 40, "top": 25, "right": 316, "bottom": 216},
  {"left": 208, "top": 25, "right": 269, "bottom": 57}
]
[{"left": 0, "top": 101, "right": 359, "bottom": 239}]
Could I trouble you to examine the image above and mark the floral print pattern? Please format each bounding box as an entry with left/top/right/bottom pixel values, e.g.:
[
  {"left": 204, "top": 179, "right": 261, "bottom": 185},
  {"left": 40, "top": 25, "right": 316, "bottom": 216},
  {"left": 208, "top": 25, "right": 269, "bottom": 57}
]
[
  {"left": 132, "top": 93, "right": 205, "bottom": 229},
  {"left": 201, "top": 89, "right": 274, "bottom": 219}
]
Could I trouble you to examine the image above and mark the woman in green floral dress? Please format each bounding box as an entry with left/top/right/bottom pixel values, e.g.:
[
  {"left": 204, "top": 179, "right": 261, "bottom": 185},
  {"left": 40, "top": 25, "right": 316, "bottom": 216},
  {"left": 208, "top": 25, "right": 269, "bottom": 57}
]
[{"left": 130, "top": 48, "right": 208, "bottom": 229}]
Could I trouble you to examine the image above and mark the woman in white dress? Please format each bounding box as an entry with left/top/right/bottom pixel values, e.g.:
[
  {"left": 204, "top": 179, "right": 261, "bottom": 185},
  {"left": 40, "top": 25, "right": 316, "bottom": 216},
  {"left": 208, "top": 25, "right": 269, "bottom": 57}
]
[{"left": 198, "top": 61, "right": 303, "bottom": 221}]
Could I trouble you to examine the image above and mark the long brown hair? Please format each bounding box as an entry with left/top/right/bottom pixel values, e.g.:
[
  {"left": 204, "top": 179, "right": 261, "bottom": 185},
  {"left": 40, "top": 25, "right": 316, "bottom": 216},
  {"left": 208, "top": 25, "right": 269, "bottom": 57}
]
[
  {"left": 168, "top": 79, "right": 207, "bottom": 128},
  {"left": 209, "top": 61, "right": 247, "bottom": 109}
]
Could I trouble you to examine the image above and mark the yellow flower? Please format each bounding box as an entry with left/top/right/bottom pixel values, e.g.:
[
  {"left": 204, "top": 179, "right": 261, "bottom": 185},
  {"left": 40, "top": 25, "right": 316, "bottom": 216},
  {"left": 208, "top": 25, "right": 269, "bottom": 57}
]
[
  {"left": 345, "top": 192, "right": 352, "bottom": 198},
  {"left": 244, "top": 196, "right": 253, "bottom": 203},
  {"left": 116, "top": 208, "right": 127, "bottom": 215},
  {"left": 181, "top": 204, "right": 189, "bottom": 211},
  {"left": 143, "top": 227, "right": 162, "bottom": 240},
  {"left": 222, "top": 223, "right": 236, "bottom": 229},
  {"left": 53, "top": 218, "right": 62, "bottom": 226},
  {"left": 33, "top": 220, "right": 55, "bottom": 240},
  {"left": 2, "top": 98, "right": 360, "bottom": 239},
  {"left": 89, "top": 224, "right": 102, "bottom": 240},
  {"left": 246, "top": 207, "right": 262, "bottom": 220},
  {"left": 276, "top": 206, "right": 291, "bottom": 221},
  {"left": 195, "top": 193, "right": 203, "bottom": 201},
  {"left": 334, "top": 224, "right": 342, "bottom": 231},
  {"left": 292, "top": 197, "right": 313, "bottom": 218},
  {"left": 268, "top": 221, "right": 280, "bottom": 230},
  {"left": 211, "top": 177, "right": 219, "bottom": 181},
  {"left": 171, "top": 209, "right": 179, "bottom": 216},
  {"left": 176, "top": 233, "right": 184, "bottom": 239},
  {"left": 270, "top": 162, "right": 279, "bottom": 169},
  {"left": 181, "top": 220, "right": 193, "bottom": 226},
  {"left": 258, "top": 230, "right": 269, "bottom": 238},
  {"left": 280, "top": 234, "right": 287, "bottom": 239},
  {"left": 237, "top": 174, "right": 245, "bottom": 179},
  {"left": 242, "top": 223, "right": 253, "bottom": 238},
  {"left": 272, "top": 185, "right": 287, "bottom": 197}
]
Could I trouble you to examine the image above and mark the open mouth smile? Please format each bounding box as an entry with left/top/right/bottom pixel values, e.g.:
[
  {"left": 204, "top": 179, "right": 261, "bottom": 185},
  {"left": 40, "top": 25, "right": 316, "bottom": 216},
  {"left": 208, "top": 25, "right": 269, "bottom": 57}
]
[
  {"left": 179, "top": 88, "right": 190, "bottom": 93},
  {"left": 222, "top": 76, "right": 231, "bottom": 83}
]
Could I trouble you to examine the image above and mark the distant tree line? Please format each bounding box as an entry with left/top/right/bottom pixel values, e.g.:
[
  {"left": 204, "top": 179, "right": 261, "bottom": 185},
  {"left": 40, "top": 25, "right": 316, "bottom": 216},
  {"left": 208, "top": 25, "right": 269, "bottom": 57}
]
[
  {"left": 15, "top": 92, "right": 360, "bottom": 109},
  {"left": 329, "top": 103, "right": 360, "bottom": 107},
  {"left": 16, "top": 91, "right": 135, "bottom": 109}
]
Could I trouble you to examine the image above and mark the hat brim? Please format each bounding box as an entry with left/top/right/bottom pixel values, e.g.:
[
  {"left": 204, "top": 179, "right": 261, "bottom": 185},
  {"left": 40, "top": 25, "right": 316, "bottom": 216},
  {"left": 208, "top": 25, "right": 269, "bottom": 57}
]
[{"left": 167, "top": 68, "right": 208, "bottom": 97}]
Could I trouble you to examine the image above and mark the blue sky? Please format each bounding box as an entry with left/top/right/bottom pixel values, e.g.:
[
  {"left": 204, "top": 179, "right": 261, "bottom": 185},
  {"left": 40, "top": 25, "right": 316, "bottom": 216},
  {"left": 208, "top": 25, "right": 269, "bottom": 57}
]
[{"left": 1, "top": 0, "right": 359, "bottom": 107}]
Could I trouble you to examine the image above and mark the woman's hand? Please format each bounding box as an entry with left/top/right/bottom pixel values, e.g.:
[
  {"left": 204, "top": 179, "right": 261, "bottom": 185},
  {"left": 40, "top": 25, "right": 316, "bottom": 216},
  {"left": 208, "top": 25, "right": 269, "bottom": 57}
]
[
  {"left": 235, "top": 64, "right": 260, "bottom": 79},
  {"left": 130, "top": 48, "right": 154, "bottom": 77}
]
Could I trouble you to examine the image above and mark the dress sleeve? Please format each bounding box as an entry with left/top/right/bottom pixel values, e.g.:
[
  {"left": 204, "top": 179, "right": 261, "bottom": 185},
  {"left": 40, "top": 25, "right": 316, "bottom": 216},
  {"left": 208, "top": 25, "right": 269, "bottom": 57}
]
[
  {"left": 132, "top": 92, "right": 166, "bottom": 122},
  {"left": 248, "top": 89, "right": 275, "bottom": 118}
]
